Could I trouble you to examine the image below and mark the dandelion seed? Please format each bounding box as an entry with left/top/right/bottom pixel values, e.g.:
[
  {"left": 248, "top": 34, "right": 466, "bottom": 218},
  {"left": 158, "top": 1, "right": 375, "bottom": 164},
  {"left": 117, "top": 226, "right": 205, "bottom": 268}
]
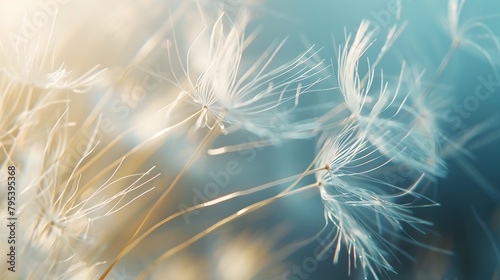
[
  {"left": 440, "top": 0, "right": 500, "bottom": 79},
  {"left": 0, "top": 16, "right": 105, "bottom": 93},
  {"left": 314, "top": 122, "right": 441, "bottom": 279},
  {"left": 335, "top": 20, "right": 447, "bottom": 177},
  {"left": 161, "top": 9, "right": 328, "bottom": 141},
  {"left": 15, "top": 110, "right": 158, "bottom": 279}
]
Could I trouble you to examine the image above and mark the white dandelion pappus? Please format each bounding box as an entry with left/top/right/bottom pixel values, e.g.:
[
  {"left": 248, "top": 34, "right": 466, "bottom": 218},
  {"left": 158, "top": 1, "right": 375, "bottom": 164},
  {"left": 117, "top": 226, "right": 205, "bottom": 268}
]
[
  {"left": 443, "top": 0, "right": 500, "bottom": 78},
  {"left": 17, "top": 110, "right": 157, "bottom": 279},
  {"left": 0, "top": 73, "right": 63, "bottom": 150},
  {"left": 336, "top": 20, "right": 447, "bottom": 178},
  {"left": 399, "top": 67, "right": 464, "bottom": 166},
  {"left": 314, "top": 123, "right": 441, "bottom": 280},
  {"left": 160, "top": 9, "right": 328, "bottom": 141},
  {"left": 0, "top": 16, "right": 105, "bottom": 93}
]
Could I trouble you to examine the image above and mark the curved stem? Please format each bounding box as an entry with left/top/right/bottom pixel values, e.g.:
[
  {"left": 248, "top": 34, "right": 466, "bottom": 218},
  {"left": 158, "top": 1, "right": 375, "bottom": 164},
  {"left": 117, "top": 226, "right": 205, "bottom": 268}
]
[
  {"left": 99, "top": 121, "right": 219, "bottom": 280},
  {"left": 120, "top": 167, "right": 325, "bottom": 258},
  {"left": 137, "top": 182, "right": 319, "bottom": 280},
  {"left": 79, "top": 108, "right": 202, "bottom": 195}
]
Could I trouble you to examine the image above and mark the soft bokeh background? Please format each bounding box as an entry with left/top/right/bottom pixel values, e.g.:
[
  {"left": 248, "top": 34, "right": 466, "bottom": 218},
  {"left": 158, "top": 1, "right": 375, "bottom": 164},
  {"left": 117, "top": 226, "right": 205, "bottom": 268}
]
[{"left": 1, "top": 0, "right": 499, "bottom": 279}]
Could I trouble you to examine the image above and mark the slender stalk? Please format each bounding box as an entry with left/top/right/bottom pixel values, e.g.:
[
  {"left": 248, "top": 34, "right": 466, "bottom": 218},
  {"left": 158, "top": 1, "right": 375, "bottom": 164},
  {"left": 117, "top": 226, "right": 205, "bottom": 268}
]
[
  {"left": 78, "top": 108, "right": 203, "bottom": 195},
  {"left": 119, "top": 167, "right": 325, "bottom": 257},
  {"left": 136, "top": 182, "right": 320, "bottom": 280},
  {"left": 99, "top": 120, "right": 220, "bottom": 280}
]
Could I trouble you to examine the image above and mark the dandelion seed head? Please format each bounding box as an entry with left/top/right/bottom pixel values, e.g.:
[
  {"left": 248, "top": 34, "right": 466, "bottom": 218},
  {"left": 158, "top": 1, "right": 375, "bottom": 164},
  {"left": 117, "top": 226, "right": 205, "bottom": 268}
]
[
  {"left": 163, "top": 9, "right": 327, "bottom": 141},
  {"left": 315, "top": 114, "right": 437, "bottom": 279},
  {"left": 13, "top": 110, "right": 157, "bottom": 278},
  {"left": 443, "top": 0, "right": 500, "bottom": 77},
  {"left": 318, "top": 175, "right": 434, "bottom": 280},
  {"left": 334, "top": 20, "right": 448, "bottom": 177}
]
